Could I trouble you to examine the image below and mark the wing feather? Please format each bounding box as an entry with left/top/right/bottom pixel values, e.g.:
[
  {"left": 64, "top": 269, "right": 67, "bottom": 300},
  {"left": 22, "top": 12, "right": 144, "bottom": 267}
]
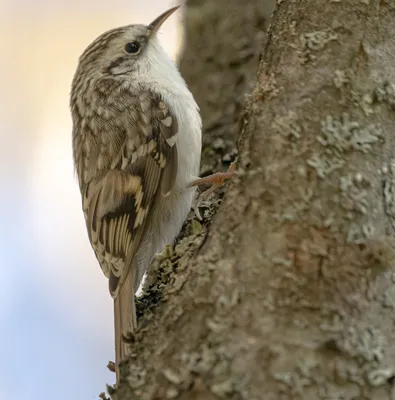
[{"left": 75, "top": 86, "right": 179, "bottom": 297}]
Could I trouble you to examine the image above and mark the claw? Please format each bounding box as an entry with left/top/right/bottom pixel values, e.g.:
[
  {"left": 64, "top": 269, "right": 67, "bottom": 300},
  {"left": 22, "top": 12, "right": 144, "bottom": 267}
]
[
  {"left": 190, "top": 161, "right": 237, "bottom": 220},
  {"left": 189, "top": 161, "right": 236, "bottom": 188}
]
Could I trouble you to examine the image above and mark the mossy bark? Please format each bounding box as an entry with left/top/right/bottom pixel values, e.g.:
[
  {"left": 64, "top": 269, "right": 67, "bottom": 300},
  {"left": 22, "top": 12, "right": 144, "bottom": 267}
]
[{"left": 111, "top": 1, "right": 395, "bottom": 399}]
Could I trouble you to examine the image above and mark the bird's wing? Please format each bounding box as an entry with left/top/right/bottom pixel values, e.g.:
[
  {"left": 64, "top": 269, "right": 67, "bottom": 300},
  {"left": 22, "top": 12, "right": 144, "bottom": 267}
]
[{"left": 74, "top": 86, "right": 178, "bottom": 297}]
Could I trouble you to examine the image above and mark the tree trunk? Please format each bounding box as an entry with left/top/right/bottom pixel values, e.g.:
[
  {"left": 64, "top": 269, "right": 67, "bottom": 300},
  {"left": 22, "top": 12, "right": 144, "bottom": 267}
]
[
  {"left": 111, "top": 0, "right": 395, "bottom": 399},
  {"left": 178, "top": 0, "right": 274, "bottom": 174}
]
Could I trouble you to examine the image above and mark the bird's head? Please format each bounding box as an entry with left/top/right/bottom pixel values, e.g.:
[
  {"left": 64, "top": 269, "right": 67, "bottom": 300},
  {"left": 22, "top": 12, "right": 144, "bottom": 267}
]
[{"left": 74, "top": 6, "right": 180, "bottom": 80}]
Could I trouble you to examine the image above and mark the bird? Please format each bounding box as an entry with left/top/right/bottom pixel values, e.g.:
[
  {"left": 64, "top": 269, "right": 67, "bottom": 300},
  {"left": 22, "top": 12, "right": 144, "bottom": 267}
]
[{"left": 70, "top": 5, "right": 233, "bottom": 380}]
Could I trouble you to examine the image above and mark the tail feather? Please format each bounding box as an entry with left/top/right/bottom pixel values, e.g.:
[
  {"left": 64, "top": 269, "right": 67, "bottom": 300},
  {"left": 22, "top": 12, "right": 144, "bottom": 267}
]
[{"left": 114, "top": 266, "right": 137, "bottom": 381}]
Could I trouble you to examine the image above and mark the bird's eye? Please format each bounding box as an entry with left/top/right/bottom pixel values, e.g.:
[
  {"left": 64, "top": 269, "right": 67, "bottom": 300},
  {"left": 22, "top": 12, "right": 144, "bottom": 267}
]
[{"left": 124, "top": 42, "right": 140, "bottom": 54}]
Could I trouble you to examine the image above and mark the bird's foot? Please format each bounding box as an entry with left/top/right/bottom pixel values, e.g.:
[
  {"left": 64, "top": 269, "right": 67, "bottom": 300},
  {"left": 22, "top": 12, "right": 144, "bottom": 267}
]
[{"left": 189, "top": 161, "right": 236, "bottom": 220}]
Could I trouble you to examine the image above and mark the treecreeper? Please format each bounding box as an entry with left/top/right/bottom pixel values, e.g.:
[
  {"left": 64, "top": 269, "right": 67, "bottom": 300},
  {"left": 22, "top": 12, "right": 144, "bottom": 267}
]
[{"left": 70, "top": 5, "right": 234, "bottom": 382}]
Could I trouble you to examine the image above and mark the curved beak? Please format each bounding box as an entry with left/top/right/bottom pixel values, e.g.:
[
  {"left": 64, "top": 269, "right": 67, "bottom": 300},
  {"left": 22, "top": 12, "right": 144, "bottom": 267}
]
[{"left": 148, "top": 6, "right": 180, "bottom": 36}]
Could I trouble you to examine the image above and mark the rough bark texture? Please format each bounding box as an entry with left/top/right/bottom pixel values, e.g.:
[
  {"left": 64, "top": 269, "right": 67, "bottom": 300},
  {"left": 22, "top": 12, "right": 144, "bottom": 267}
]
[
  {"left": 109, "top": 0, "right": 395, "bottom": 399},
  {"left": 178, "top": 0, "right": 275, "bottom": 174}
]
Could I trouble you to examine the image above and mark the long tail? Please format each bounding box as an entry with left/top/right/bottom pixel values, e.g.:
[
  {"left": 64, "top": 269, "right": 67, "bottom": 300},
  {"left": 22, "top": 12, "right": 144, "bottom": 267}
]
[{"left": 114, "top": 267, "right": 137, "bottom": 381}]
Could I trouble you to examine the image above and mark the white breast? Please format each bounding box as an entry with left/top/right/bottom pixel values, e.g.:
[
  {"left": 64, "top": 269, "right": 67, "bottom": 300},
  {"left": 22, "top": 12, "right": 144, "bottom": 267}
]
[
  {"left": 154, "top": 87, "right": 202, "bottom": 246},
  {"left": 132, "top": 36, "right": 202, "bottom": 288}
]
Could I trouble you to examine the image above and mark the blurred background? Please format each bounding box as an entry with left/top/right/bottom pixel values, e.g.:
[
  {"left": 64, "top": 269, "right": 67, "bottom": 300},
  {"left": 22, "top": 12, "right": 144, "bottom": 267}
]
[{"left": 0, "top": 1, "right": 182, "bottom": 399}]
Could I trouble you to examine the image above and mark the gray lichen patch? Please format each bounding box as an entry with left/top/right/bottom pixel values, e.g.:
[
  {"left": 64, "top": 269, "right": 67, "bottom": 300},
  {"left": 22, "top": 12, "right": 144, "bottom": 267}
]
[
  {"left": 339, "top": 173, "right": 371, "bottom": 215},
  {"left": 366, "top": 368, "right": 395, "bottom": 387},
  {"left": 334, "top": 70, "right": 376, "bottom": 116},
  {"left": 351, "top": 90, "right": 374, "bottom": 116},
  {"left": 125, "top": 364, "right": 147, "bottom": 389},
  {"left": 337, "top": 324, "right": 385, "bottom": 363},
  {"left": 318, "top": 113, "right": 381, "bottom": 153},
  {"left": 333, "top": 69, "right": 352, "bottom": 88},
  {"left": 374, "top": 81, "right": 395, "bottom": 109},
  {"left": 300, "top": 29, "right": 338, "bottom": 52},
  {"left": 306, "top": 154, "right": 345, "bottom": 178},
  {"left": 272, "top": 352, "right": 322, "bottom": 396},
  {"left": 333, "top": 69, "right": 375, "bottom": 115},
  {"left": 272, "top": 111, "right": 303, "bottom": 139},
  {"left": 180, "top": 343, "right": 218, "bottom": 375},
  {"left": 346, "top": 222, "right": 375, "bottom": 244},
  {"left": 320, "top": 321, "right": 395, "bottom": 388},
  {"left": 299, "top": 28, "right": 338, "bottom": 63}
]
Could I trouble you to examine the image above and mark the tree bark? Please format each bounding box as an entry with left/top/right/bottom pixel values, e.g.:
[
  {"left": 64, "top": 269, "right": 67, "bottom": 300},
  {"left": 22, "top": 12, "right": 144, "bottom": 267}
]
[
  {"left": 179, "top": 0, "right": 275, "bottom": 174},
  {"left": 111, "top": 0, "right": 395, "bottom": 399}
]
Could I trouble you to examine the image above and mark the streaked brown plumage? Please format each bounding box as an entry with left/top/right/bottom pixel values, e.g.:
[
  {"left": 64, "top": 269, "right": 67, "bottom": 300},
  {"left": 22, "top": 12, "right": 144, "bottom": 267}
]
[
  {"left": 71, "top": 6, "right": 234, "bottom": 382},
  {"left": 72, "top": 87, "right": 178, "bottom": 296},
  {"left": 70, "top": 6, "right": 203, "bottom": 381}
]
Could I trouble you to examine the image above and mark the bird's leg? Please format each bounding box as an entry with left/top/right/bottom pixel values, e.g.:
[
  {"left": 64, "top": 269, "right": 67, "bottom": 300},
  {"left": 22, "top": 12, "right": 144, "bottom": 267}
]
[
  {"left": 189, "top": 161, "right": 236, "bottom": 219},
  {"left": 189, "top": 160, "right": 237, "bottom": 189}
]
